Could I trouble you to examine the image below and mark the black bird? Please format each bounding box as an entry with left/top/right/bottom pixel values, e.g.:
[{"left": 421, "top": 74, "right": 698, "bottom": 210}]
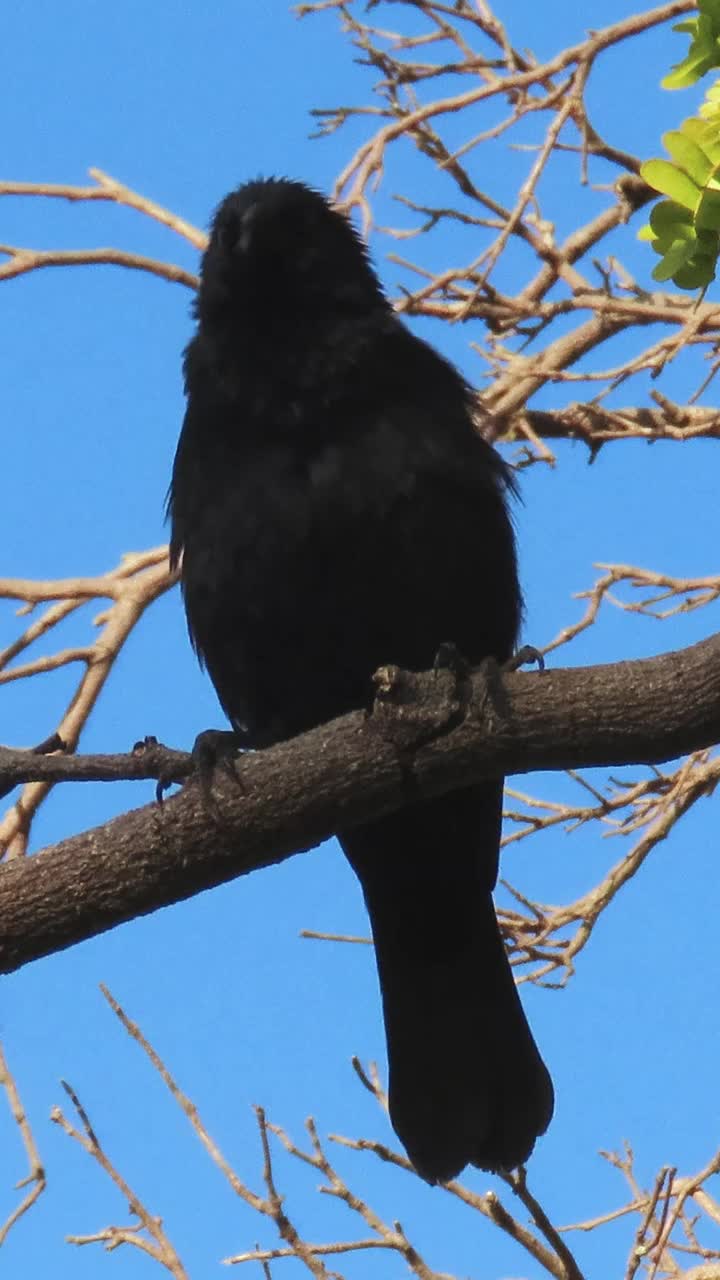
[{"left": 168, "top": 177, "right": 553, "bottom": 1183}]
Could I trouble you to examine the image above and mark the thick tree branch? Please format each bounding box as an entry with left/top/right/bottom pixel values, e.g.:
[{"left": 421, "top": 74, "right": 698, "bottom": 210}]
[{"left": 1, "top": 632, "right": 719, "bottom": 975}]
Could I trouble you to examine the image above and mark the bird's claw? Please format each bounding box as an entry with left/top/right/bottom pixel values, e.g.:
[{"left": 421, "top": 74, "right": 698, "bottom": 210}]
[
  {"left": 503, "top": 644, "right": 545, "bottom": 674},
  {"left": 433, "top": 640, "right": 472, "bottom": 681},
  {"left": 191, "top": 729, "right": 246, "bottom": 816}
]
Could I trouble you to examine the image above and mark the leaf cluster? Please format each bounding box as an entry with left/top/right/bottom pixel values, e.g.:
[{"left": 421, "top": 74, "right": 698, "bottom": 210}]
[
  {"left": 662, "top": 0, "right": 720, "bottom": 88},
  {"left": 641, "top": 0, "right": 720, "bottom": 289}
]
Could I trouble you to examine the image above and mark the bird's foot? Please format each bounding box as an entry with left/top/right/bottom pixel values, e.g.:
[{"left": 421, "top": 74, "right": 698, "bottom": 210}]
[
  {"left": 433, "top": 641, "right": 473, "bottom": 733},
  {"left": 502, "top": 643, "right": 545, "bottom": 674},
  {"left": 366, "top": 647, "right": 474, "bottom": 805},
  {"left": 131, "top": 735, "right": 195, "bottom": 803},
  {"left": 190, "top": 729, "right": 247, "bottom": 815},
  {"left": 433, "top": 640, "right": 472, "bottom": 682},
  {"left": 475, "top": 644, "right": 545, "bottom": 722},
  {"left": 143, "top": 729, "right": 246, "bottom": 811}
]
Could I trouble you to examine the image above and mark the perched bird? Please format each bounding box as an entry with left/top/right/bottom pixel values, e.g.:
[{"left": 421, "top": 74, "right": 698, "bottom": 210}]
[{"left": 168, "top": 177, "right": 553, "bottom": 1182}]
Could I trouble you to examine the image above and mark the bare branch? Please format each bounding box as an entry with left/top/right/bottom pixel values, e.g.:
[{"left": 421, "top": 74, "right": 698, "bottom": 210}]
[
  {"left": 0, "top": 244, "right": 197, "bottom": 289},
  {"left": 0, "top": 547, "right": 178, "bottom": 857},
  {"left": 0, "top": 1042, "right": 46, "bottom": 1247},
  {"left": 0, "top": 168, "right": 207, "bottom": 248},
  {"left": 51, "top": 1082, "right": 189, "bottom": 1276}
]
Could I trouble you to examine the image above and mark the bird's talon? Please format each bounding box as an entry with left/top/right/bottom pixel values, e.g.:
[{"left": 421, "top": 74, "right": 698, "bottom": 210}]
[
  {"left": 433, "top": 641, "right": 471, "bottom": 680},
  {"left": 191, "top": 729, "right": 246, "bottom": 813},
  {"left": 504, "top": 644, "right": 545, "bottom": 673}
]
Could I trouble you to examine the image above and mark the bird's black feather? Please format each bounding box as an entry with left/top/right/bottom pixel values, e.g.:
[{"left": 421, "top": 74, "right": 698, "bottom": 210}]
[{"left": 169, "top": 176, "right": 553, "bottom": 1181}]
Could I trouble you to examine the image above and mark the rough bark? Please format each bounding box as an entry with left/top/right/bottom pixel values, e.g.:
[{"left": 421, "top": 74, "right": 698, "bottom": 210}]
[{"left": 1, "top": 632, "right": 719, "bottom": 975}]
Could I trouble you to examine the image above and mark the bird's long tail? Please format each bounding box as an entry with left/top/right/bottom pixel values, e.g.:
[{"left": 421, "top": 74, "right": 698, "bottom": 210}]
[{"left": 340, "top": 781, "right": 553, "bottom": 1183}]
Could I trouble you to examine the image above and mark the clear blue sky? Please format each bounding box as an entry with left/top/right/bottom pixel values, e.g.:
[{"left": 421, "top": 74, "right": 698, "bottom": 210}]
[{"left": 2, "top": 3, "right": 719, "bottom": 1277}]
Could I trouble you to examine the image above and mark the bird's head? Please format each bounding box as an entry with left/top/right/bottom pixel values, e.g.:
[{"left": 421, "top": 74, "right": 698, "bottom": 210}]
[{"left": 197, "top": 177, "right": 385, "bottom": 323}]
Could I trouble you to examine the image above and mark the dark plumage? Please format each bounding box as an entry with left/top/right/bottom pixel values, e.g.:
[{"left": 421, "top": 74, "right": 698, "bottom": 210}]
[{"left": 168, "top": 177, "right": 553, "bottom": 1182}]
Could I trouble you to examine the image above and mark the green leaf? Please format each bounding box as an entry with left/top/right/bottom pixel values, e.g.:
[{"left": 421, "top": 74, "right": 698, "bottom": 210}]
[
  {"left": 657, "top": 222, "right": 695, "bottom": 247},
  {"left": 662, "top": 130, "right": 714, "bottom": 184},
  {"left": 696, "top": 185, "right": 720, "bottom": 227},
  {"left": 649, "top": 199, "right": 693, "bottom": 233},
  {"left": 663, "top": 55, "right": 718, "bottom": 89},
  {"left": 672, "top": 257, "right": 717, "bottom": 288},
  {"left": 640, "top": 159, "right": 701, "bottom": 209},
  {"left": 651, "top": 237, "right": 696, "bottom": 280},
  {"left": 705, "top": 92, "right": 720, "bottom": 107},
  {"left": 648, "top": 222, "right": 698, "bottom": 261},
  {"left": 662, "top": 17, "right": 720, "bottom": 88},
  {"left": 681, "top": 116, "right": 720, "bottom": 162}
]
